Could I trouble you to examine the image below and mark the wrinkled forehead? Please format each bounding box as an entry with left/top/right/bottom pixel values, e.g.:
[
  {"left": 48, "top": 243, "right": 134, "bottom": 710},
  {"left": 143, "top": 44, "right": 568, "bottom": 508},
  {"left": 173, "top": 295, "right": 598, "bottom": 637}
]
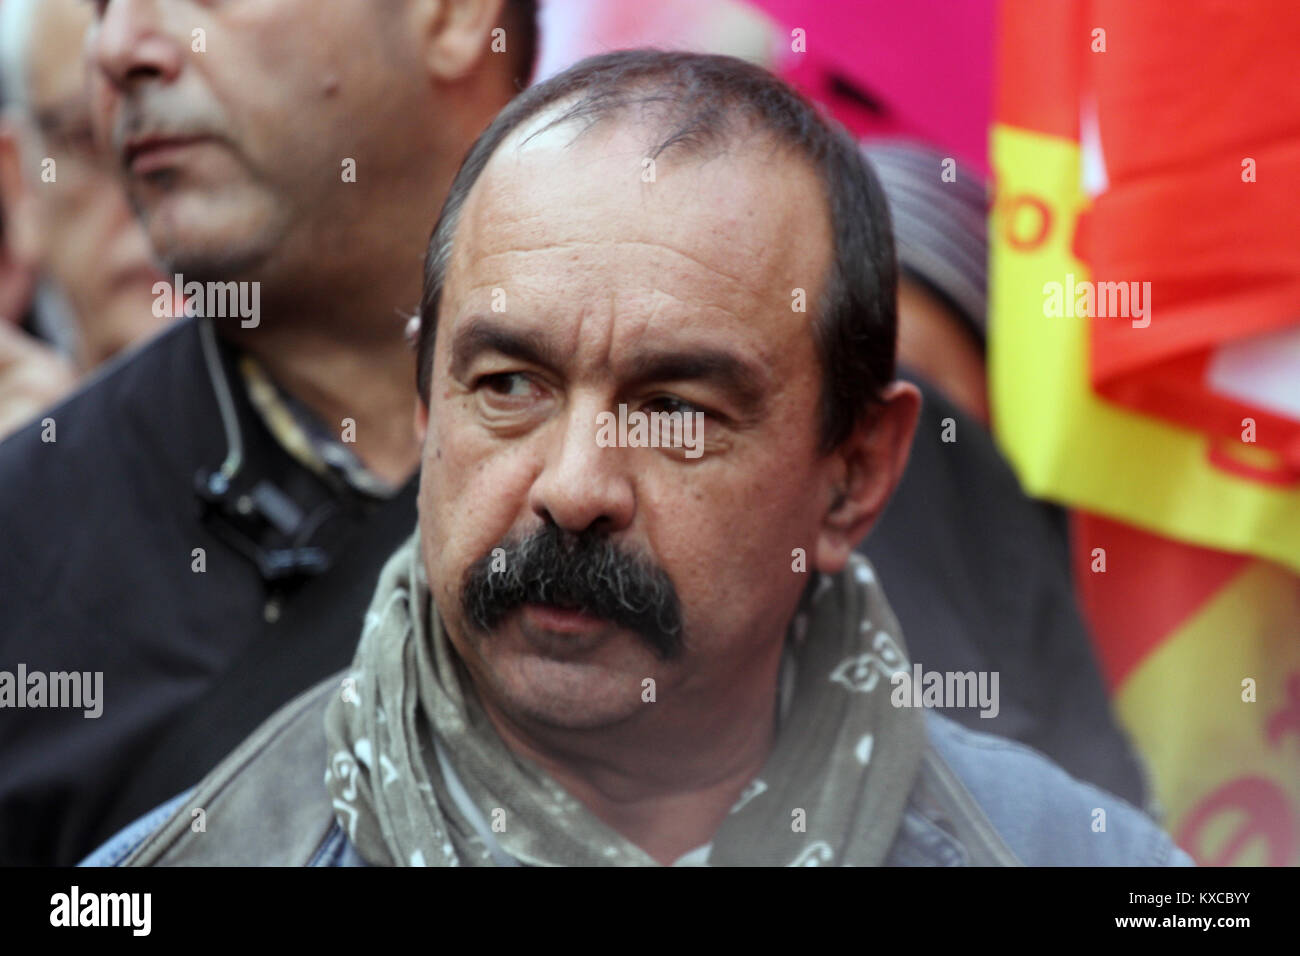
[{"left": 442, "top": 104, "right": 835, "bottom": 342}]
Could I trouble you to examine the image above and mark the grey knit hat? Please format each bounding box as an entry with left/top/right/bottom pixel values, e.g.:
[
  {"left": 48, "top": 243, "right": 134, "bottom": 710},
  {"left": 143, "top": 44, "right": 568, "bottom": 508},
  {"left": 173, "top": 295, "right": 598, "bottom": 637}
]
[{"left": 861, "top": 140, "right": 989, "bottom": 347}]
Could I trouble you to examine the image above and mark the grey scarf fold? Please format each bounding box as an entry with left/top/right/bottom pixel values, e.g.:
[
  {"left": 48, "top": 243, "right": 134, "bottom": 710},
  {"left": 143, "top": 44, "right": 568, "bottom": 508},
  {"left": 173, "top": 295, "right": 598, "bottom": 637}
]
[{"left": 323, "top": 531, "right": 926, "bottom": 866}]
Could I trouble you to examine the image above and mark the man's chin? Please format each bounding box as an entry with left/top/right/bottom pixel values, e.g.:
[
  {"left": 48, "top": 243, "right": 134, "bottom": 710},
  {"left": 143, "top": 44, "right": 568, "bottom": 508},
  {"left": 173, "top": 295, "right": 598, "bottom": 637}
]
[
  {"left": 142, "top": 198, "right": 282, "bottom": 279},
  {"left": 516, "top": 604, "right": 620, "bottom": 657},
  {"left": 465, "top": 614, "right": 660, "bottom": 731},
  {"left": 150, "top": 240, "right": 271, "bottom": 285}
]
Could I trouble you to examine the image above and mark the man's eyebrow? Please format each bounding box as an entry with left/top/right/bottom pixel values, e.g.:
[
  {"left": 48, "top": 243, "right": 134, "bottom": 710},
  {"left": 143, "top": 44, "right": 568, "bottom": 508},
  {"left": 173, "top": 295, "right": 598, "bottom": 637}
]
[
  {"left": 448, "top": 315, "right": 770, "bottom": 414},
  {"left": 625, "top": 348, "right": 769, "bottom": 415},
  {"left": 448, "top": 316, "right": 566, "bottom": 380}
]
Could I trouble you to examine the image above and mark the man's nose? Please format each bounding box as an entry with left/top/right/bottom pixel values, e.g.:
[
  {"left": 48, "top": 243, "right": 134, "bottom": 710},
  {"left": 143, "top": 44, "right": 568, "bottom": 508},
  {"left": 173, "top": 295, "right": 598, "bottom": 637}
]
[
  {"left": 528, "top": 402, "right": 636, "bottom": 536},
  {"left": 90, "top": 0, "right": 183, "bottom": 91}
]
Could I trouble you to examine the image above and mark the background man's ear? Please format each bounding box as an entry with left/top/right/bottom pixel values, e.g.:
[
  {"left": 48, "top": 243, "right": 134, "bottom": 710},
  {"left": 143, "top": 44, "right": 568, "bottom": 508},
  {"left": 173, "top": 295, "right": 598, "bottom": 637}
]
[
  {"left": 411, "top": 0, "right": 507, "bottom": 84},
  {"left": 813, "top": 380, "right": 922, "bottom": 573}
]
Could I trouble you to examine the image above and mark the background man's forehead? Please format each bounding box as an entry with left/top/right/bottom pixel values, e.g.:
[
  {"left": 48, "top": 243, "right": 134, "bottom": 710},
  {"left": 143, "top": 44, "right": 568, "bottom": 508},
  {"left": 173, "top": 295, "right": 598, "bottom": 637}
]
[{"left": 22, "top": 0, "right": 92, "bottom": 105}]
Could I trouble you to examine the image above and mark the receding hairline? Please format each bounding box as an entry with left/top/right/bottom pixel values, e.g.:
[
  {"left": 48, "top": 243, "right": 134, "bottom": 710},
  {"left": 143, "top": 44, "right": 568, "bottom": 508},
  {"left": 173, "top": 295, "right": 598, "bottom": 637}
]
[
  {"left": 500, "top": 82, "right": 808, "bottom": 164},
  {"left": 437, "top": 89, "right": 831, "bottom": 301},
  {"left": 432, "top": 102, "right": 833, "bottom": 381}
]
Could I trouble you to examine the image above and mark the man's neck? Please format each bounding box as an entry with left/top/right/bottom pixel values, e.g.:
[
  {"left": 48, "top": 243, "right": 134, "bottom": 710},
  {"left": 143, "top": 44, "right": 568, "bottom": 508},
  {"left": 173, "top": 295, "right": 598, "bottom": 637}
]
[
  {"left": 208, "top": 134, "right": 466, "bottom": 489},
  {"left": 224, "top": 317, "right": 421, "bottom": 488},
  {"left": 472, "top": 645, "right": 785, "bottom": 865}
]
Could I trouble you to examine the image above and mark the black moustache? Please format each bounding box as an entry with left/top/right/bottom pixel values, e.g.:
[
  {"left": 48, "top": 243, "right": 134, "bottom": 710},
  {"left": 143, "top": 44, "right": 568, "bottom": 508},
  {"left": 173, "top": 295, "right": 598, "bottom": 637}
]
[{"left": 459, "top": 523, "right": 684, "bottom": 660}]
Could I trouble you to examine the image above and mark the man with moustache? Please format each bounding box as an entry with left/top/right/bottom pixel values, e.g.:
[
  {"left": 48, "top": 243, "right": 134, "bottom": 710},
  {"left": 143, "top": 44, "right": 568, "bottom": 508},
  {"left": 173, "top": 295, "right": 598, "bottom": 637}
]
[
  {"left": 87, "top": 51, "right": 1191, "bottom": 867},
  {"left": 0, "top": 0, "right": 538, "bottom": 865}
]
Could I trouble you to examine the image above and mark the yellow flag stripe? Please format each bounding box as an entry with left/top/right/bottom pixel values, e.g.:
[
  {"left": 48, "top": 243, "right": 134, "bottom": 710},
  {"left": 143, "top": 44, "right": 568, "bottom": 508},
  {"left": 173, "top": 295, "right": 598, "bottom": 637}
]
[{"left": 990, "top": 125, "right": 1300, "bottom": 574}]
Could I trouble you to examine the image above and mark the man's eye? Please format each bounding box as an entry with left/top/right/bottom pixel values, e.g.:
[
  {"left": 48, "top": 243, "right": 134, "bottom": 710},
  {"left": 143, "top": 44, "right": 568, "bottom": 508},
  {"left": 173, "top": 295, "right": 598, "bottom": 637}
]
[
  {"left": 646, "top": 395, "right": 705, "bottom": 417},
  {"left": 479, "top": 372, "right": 536, "bottom": 399}
]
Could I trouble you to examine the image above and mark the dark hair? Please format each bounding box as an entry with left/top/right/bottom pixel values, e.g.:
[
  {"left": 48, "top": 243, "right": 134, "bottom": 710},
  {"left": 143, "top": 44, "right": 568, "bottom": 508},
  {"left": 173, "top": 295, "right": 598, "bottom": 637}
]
[
  {"left": 503, "top": 0, "right": 540, "bottom": 91},
  {"left": 417, "top": 49, "right": 897, "bottom": 454}
]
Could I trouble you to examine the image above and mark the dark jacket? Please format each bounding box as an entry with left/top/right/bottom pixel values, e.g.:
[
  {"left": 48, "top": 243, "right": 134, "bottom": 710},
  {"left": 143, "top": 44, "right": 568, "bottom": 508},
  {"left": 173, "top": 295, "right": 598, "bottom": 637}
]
[
  {"left": 860, "top": 373, "right": 1148, "bottom": 807},
  {"left": 0, "top": 319, "right": 417, "bottom": 865}
]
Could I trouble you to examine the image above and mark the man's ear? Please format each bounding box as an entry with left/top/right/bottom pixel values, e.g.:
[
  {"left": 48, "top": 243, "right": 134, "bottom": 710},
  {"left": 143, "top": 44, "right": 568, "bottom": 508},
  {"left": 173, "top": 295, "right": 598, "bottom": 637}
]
[
  {"left": 410, "top": 0, "right": 507, "bottom": 84},
  {"left": 415, "top": 396, "right": 430, "bottom": 445},
  {"left": 813, "top": 380, "right": 921, "bottom": 574}
]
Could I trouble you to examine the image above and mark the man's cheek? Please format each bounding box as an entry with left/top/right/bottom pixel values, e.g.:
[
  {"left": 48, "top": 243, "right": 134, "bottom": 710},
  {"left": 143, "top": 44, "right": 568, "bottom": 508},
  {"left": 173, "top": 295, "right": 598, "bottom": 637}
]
[
  {"left": 424, "top": 399, "right": 483, "bottom": 488},
  {"left": 427, "top": 440, "right": 529, "bottom": 564},
  {"left": 670, "top": 498, "right": 804, "bottom": 597},
  {"left": 433, "top": 437, "right": 522, "bottom": 517},
  {"left": 86, "top": 80, "right": 116, "bottom": 152}
]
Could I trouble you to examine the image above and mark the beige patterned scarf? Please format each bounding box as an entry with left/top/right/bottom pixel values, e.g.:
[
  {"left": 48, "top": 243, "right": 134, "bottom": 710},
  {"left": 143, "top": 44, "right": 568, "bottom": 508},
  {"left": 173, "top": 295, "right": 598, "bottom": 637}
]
[{"left": 323, "top": 531, "right": 925, "bottom": 866}]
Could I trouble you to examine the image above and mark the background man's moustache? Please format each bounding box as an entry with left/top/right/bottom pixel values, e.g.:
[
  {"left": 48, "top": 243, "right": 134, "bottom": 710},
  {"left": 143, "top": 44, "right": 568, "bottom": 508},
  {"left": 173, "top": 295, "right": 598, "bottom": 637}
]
[
  {"left": 112, "top": 97, "right": 225, "bottom": 153},
  {"left": 459, "top": 523, "right": 685, "bottom": 660}
]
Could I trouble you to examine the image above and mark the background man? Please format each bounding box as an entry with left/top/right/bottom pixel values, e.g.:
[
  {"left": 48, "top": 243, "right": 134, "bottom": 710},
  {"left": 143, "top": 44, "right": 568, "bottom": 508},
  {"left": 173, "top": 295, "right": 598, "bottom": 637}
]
[
  {"left": 0, "top": 0, "right": 538, "bottom": 865},
  {"left": 0, "top": 0, "right": 167, "bottom": 440}
]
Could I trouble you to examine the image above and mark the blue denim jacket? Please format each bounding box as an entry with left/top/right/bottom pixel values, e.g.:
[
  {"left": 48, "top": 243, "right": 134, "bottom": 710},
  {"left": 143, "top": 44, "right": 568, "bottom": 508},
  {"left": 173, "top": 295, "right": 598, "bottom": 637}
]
[{"left": 80, "top": 675, "right": 1193, "bottom": 868}]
